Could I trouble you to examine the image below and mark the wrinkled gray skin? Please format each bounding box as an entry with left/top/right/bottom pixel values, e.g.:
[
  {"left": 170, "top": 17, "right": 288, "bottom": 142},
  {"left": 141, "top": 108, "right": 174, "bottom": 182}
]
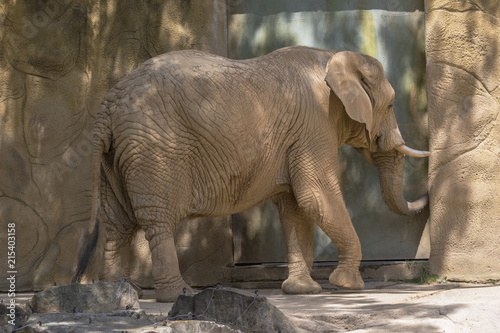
[{"left": 73, "top": 46, "right": 429, "bottom": 302}]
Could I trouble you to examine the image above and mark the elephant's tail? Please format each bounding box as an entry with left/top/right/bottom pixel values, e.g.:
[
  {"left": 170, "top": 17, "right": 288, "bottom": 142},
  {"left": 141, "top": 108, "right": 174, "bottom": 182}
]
[
  {"left": 72, "top": 104, "right": 113, "bottom": 283},
  {"left": 72, "top": 217, "right": 99, "bottom": 283}
]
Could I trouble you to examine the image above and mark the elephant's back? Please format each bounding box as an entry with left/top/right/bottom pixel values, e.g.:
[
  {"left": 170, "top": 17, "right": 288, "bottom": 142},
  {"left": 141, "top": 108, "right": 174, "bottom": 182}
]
[
  {"left": 141, "top": 49, "right": 249, "bottom": 79},
  {"left": 105, "top": 46, "right": 336, "bottom": 110},
  {"left": 130, "top": 46, "right": 337, "bottom": 84}
]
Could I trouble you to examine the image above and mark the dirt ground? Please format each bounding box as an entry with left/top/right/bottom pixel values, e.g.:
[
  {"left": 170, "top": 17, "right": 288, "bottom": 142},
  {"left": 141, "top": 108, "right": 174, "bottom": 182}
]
[
  {"left": 141, "top": 281, "right": 500, "bottom": 332},
  {"left": 5, "top": 281, "right": 500, "bottom": 332}
]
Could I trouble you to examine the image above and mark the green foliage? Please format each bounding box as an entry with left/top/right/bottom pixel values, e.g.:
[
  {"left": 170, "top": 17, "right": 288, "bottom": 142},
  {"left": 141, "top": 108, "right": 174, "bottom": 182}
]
[{"left": 396, "top": 263, "right": 448, "bottom": 284}]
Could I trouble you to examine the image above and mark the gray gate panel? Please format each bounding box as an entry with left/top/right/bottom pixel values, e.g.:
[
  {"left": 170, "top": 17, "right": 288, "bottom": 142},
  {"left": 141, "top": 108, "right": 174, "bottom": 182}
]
[{"left": 229, "top": 0, "right": 428, "bottom": 263}]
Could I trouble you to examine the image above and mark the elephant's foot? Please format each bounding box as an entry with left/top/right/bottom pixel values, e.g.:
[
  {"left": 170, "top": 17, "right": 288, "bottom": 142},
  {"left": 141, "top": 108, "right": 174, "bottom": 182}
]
[
  {"left": 329, "top": 265, "right": 364, "bottom": 290},
  {"left": 282, "top": 275, "right": 322, "bottom": 294},
  {"left": 155, "top": 283, "right": 194, "bottom": 302}
]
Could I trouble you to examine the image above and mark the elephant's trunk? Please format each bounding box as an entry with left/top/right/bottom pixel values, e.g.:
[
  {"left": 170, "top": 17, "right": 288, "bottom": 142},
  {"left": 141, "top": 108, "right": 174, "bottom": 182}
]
[{"left": 373, "top": 150, "right": 428, "bottom": 215}]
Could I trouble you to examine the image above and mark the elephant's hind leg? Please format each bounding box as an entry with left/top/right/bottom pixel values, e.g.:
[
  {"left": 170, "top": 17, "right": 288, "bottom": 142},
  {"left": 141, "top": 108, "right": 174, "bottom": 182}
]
[
  {"left": 144, "top": 223, "right": 192, "bottom": 302},
  {"left": 100, "top": 175, "right": 138, "bottom": 281},
  {"left": 275, "top": 195, "right": 322, "bottom": 294},
  {"left": 126, "top": 157, "right": 193, "bottom": 301},
  {"left": 133, "top": 193, "right": 192, "bottom": 301}
]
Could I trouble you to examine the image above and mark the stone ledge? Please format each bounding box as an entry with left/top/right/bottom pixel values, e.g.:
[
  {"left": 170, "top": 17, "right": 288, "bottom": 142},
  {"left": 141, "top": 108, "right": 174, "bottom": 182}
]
[{"left": 227, "top": 261, "right": 427, "bottom": 289}]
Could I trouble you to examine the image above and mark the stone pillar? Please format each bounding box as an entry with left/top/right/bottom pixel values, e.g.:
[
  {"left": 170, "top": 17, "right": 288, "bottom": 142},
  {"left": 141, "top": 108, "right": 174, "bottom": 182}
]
[{"left": 426, "top": 1, "right": 500, "bottom": 280}]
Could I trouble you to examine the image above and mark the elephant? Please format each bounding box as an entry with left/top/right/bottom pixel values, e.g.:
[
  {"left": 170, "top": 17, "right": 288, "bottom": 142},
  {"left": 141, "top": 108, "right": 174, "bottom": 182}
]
[{"left": 73, "top": 46, "right": 429, "bottom": 302}]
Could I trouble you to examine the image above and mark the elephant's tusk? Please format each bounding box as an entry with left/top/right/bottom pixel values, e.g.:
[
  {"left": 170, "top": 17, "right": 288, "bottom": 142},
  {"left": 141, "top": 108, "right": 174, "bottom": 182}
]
[{"left": 396, "top": 144, "right": 430, "bottom": 157}]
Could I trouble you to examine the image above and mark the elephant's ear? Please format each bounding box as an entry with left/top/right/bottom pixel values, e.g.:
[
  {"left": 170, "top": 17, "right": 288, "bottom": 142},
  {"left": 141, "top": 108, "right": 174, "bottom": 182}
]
[{"left": 325, "top": 51, "right": 374, "bottom": 138}]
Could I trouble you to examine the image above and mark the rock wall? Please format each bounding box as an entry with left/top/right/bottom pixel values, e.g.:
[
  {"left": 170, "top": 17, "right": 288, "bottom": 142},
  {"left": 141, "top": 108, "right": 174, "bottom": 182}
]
[
  {"left": 427, "top": 0, "right": 500, "bottom": 280},
  {"left": 0, "top": 0, "right": 230, "bottom": 291}
]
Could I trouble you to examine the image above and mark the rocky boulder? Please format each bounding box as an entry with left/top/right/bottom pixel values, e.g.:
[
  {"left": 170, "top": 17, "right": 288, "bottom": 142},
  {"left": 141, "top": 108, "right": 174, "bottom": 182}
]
[
  {"left": 28, "top": 281, "right": 140, "bottom": 313},
  {"left": 168, "top": 287, "right": 300, "bottom": 333}
]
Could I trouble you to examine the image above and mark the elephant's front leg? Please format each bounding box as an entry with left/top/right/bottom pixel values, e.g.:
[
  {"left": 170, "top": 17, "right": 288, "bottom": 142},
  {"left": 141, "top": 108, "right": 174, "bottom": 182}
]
[
  {"left": 292, "top": 175, "right": 364, "bottom": 290},
  {"left": 275, "top": 195, "right": 322, "bottom": 294},
  {"left": 320, "top": 195, "right": 365, "bottom": 290},
  {"left": 145, "top": 226, "right": 192, "bottom": 302}
]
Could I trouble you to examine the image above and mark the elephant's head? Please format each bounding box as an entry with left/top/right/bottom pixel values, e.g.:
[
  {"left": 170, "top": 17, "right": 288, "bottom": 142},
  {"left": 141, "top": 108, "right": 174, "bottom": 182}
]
[{"left": 325, "top": 51, "right": 429, "bottom": 215}]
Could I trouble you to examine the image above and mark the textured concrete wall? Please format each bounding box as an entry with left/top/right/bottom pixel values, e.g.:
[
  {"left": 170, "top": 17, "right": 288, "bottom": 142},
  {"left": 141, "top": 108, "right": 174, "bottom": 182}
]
[
  {"left": 427, "top": 0, "right": 500, "bottom": 280},
  {"left": 0, "top": 0, "right": 230, "bottom": 291}
]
